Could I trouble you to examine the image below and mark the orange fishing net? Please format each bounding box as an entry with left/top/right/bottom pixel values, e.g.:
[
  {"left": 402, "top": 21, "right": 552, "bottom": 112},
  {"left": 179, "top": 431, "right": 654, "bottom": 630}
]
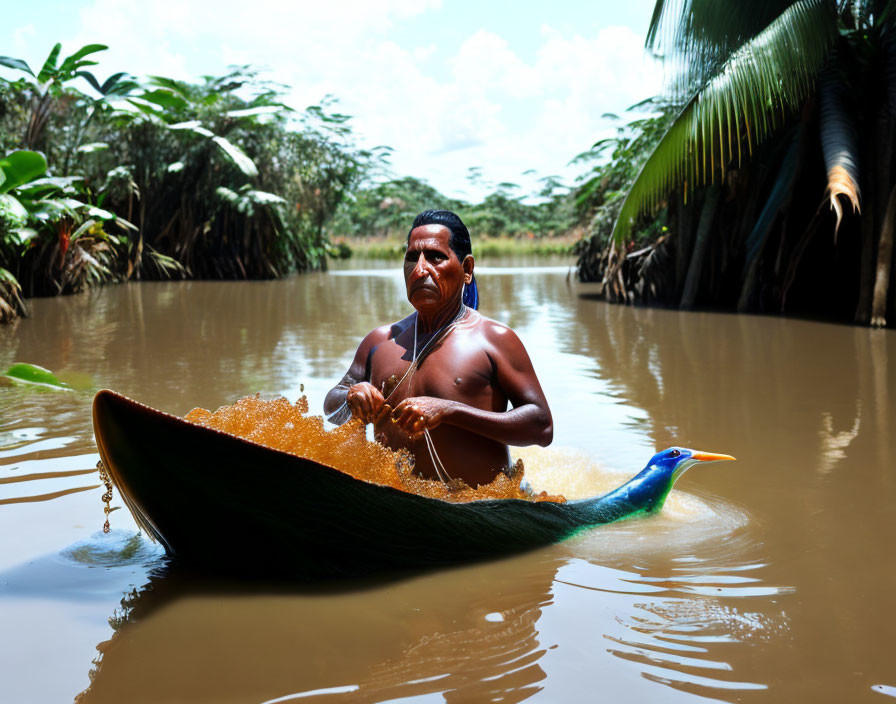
[{"left": 184, "top": 395, "right": 564, "bottom": 504}]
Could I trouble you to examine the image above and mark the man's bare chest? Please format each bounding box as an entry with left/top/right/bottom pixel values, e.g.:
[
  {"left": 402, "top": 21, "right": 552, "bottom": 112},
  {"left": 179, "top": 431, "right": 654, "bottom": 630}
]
[{"left": 368, "top": 333, "right": 495, "bottom": 404}]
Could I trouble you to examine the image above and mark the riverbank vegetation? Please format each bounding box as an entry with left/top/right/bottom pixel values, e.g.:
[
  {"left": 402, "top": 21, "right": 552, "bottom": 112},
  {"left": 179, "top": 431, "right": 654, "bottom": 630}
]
[
  {"left": 0, "top": 44, "right": 382, "bottom": 323},
  {"left": 0, "top": 43, "right": 581, "bottom": 324},
  {"left": 330, "top": 173, "right": 580, "bottom": 259},
  {"left": 575, "top": 0, "right": 896, "bottom": 328},
  {"left": 7, "top": 4, "right": 895, "bottom": 330},
  {"left": 336, "top": 233, "right": 579, "bottom": 260}
]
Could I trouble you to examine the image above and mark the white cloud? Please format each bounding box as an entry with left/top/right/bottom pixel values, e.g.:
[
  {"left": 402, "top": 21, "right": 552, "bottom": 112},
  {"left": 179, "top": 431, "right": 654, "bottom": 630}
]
[
  {"left": 15, "top": 1, "right": 662, "bottom": 201},
  {"left": 11, "top": 24, "right": 36, "bottom": 54},
  {"left": 375, "top": 23, "right": 663, "bottom": 200},
  {"left": 412, "top": 44, "right": 437, "bottom": 63},
  {"left": 451, "top": 30, "right": 538, "bottom": 100},
  {"left": 348, "top": 23, "right": 661, "bottom": 199}
]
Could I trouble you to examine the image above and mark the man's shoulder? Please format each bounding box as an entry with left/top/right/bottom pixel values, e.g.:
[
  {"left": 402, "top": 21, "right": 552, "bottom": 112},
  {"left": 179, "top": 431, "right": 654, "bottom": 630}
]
[
  {"left": 469, "top": 311, "right": 524, "bottom": 347},
  {"left": 360, "top": 314, "right": 414, "bottom": 348}
]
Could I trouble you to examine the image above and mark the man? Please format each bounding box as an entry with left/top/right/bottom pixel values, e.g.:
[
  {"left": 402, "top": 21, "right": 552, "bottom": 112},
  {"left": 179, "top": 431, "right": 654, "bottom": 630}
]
[{"left": 324, "top": 210, "right": 552, "bottom": 487}]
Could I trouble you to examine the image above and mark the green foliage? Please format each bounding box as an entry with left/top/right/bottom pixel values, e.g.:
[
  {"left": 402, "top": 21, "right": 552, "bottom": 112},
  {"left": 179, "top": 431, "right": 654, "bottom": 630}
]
[
  {"left": 332, "top": 173, "right": 578, "bottom": 247},
  {"left": 460, "top": 175, "right": 577, "bottom": 239},
  {"left": 272, "top": 104, "right": 384, "bottom": 268},
  {"left": 0, "top": 266, "right": 25, "bottom": 323},
  {"left": 646, "top": 0, "right": 805, "bottom": 98},
  {"left": 614, "top": 0, "right": 838, "bottom": 242},
  {"left": 581, "top": 0, "right": 896, "bottom": 325},
  {"left": 0, "top": 143, "right": 134, "bottom": 304},
  {"left": 348, "top": 235, "right": 575, "bottom": 259},
  {"left": 2, "top": 362, "right": 71, "bottom": 390},
  {"left": 0, "top": 150, "right": 48, "bottom": 192},
  {"left": 331, "top": 176, "right": 463, "bottom": 239},
  {"left": 86, "top": 69, "right": 378, "bottom": 278},
  {"left": 0, "top": 45, "right": 382, "bottom": 320},
  {"left": 574, "top": 107, "right": 674, "bottom": 250}
]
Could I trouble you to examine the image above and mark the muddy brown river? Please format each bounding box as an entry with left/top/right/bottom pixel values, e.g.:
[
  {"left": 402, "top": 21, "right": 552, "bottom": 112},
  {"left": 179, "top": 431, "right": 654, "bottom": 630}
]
[{"left": 1, "top": 258, "right": 894, "bottom": 703}]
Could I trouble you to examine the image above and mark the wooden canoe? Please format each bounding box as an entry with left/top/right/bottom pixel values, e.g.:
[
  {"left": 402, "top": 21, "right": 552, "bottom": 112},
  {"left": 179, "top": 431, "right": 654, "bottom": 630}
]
[{"left": 92, "top": 390, "right": 714, "bottom": 578}]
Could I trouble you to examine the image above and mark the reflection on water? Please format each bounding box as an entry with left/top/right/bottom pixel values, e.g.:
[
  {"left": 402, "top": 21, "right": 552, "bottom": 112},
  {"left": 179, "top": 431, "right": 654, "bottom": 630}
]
[
  {"left": 1, "top": 257, "right": 894, "bottom": 702},
  {"left": 74, "top": 553, "right": 559, "bottom": 703}
]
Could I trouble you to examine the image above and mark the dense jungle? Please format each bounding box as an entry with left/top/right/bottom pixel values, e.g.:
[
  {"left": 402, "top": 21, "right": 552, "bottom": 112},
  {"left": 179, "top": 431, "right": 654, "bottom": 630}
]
[
  {"left": 576, "top": 0, "right": 896, "bottom": 328},
  {"left": 2, "top": 0, "right": 895, "bottom": 329}
]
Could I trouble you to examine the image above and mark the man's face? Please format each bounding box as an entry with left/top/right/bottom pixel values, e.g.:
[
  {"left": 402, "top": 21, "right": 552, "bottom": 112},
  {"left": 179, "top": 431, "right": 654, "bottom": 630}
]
[{"left": 404, "top": 224, "right": 469, "bottom": 312}]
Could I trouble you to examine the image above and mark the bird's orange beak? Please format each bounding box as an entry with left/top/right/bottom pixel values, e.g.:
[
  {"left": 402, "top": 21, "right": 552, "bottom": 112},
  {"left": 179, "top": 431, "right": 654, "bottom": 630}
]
[{"left": 690, "top": 451, "right": 736, "bottom": 462}]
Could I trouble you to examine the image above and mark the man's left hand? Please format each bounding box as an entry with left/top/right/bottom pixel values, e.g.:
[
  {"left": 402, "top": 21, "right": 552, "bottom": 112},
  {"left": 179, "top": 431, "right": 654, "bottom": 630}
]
[{"left": 391, "top": 396, "right": 457, "bottom": 437}]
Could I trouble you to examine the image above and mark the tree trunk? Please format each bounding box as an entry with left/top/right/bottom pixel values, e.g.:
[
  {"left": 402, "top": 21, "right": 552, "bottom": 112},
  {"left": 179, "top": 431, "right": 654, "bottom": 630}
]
[
  {"left": 779, "top": 210, "right": 823, "bottom": 310},
  {"left": 870, "top": 183, "right": 896, "bottom": 326},
  {"left": 675, "top": 192, "right": 696, "bottom": 295},
  {"left": 736, "top": 132, "right": 801, "bottom": 312},
  {"left": 737, "top": 231, "right": 771, "bottom": 312},
  {"left": 890, "top": 244, "right": 896, "bottom": 316},
  {"left": 855, "top": 187, "right": 877, "bottom": 323},
  {"left": 773, "top": 99, "right": 814, "bottom": 291},
  {"left": 680, "top": 183, "right": 721, "bottom": 309},
  {"left": 856, "top": 94, "right": 890, "bottom": 322},
  {"left": 868, "top": 19, "right": 896, "bottom": 326},
  {"left": 862, "top": 107, "right": 894, "bottom": 322},
  {"left": 131, "top": 199, "right": 146, "bottom": 280}
]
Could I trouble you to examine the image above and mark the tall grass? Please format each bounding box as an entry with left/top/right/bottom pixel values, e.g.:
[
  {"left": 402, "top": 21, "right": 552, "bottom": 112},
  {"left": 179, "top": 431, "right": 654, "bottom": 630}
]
[{"left": 335, "top": 234, "right": 579, "bottom": 260}]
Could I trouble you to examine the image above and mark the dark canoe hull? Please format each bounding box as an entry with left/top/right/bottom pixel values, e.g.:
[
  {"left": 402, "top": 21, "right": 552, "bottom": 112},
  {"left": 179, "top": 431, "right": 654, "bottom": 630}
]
[{"left": 93, "top": 391, "right": 605, "bottom": 577}]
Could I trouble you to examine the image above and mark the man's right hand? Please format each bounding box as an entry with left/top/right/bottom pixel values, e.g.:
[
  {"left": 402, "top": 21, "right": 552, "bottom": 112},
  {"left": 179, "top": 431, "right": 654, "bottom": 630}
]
[{"left": 346, "top": 382, "right": 387, "bottom": 424}]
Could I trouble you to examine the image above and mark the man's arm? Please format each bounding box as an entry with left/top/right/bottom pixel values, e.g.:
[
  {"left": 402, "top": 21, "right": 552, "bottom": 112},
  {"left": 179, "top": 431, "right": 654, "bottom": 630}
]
[
  {"left": 391, "top": 322, "right": 553, "bottom": 446},
  {"left": 323, "top": 326, "right": 391, "bottom": 424}
]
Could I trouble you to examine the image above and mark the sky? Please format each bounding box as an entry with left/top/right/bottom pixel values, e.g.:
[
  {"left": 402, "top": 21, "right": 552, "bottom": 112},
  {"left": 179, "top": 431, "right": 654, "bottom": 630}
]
[{"left": 3, "top": 1, "right": 664, "bottom": 202}]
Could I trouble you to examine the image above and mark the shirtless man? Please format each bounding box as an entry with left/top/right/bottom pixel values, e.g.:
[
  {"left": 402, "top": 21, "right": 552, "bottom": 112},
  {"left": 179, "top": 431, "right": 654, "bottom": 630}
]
[{"left": 323, "top": 210, "right": 552, "bottom": 486}]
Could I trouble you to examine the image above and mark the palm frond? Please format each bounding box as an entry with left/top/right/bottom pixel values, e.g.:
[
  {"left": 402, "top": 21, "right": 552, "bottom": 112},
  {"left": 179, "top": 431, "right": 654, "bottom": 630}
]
[
  {"left": 614, "top": 0, "right": 837, "bottom": 243},
  {"left": 647, "top": 0, "right": 797, "bottom": 96},
  {"left": 144, "top": 246, "right": 187, "bottom": 279}
]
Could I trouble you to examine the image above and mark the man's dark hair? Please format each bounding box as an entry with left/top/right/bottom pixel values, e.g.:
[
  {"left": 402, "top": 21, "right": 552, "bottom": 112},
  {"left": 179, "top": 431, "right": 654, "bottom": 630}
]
[
  {"left": 408, "top": 209, "right": 479, "bottom": 309},
  {"left": 409, "top": 209, "right": 472, "bottom": 261}
]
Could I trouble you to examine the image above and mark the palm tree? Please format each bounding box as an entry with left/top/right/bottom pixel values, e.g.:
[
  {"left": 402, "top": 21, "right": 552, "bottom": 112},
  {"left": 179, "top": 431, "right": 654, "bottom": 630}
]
[{"left": 610, "top": 0, "right": 895, "bottom": 326}]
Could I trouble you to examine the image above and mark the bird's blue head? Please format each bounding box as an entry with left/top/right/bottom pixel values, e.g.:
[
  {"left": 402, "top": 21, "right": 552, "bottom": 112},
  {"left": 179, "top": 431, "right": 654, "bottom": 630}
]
[{"left": 623, "top": 446, "right": 736, "bottom": 514}]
